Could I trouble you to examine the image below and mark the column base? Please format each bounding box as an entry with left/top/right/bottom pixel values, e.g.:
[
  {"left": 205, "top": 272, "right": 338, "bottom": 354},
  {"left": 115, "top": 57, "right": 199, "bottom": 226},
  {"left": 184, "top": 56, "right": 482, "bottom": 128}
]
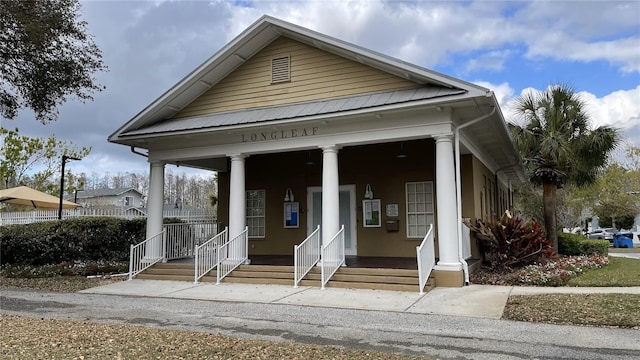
[
  {"left": 431, "top": 269, "right": 465, "bottom": 287},
  {"left": 434, "top": 262, "right": 463, "bottom": 271}
]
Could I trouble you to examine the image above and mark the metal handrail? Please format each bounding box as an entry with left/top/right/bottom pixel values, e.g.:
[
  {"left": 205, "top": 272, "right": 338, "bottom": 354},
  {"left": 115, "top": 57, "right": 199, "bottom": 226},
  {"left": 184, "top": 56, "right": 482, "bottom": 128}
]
[
  {"left": 128, "top": 230, "right": 165, "bottom": 280},
  {"left": 321, "top": 225, "right": 345, "bottom": 290},
  {"left": 294, "top": 225, "right": 321, "bottom": 288},
  {"left": 416, "top": 224, "right": 435, "bottom": 294},
  {"left": 216, "top": 227, "right": 248, "bottom": 284},
  {"left": 194, "top": 227, "right": 228, "bottom": 283}
]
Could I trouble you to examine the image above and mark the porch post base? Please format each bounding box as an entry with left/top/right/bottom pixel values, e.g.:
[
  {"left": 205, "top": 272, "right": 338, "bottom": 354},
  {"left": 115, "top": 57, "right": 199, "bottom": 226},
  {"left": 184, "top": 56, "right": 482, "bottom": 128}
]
[{"left": 431, "top": 269, "right": 465, "bottom": 287}]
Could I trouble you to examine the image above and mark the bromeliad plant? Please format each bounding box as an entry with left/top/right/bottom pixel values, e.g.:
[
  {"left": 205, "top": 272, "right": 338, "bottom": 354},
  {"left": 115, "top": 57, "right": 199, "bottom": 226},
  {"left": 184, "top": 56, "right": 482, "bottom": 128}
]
[{"left": 464, "top": 210, "right": 553, "bottom": 270}]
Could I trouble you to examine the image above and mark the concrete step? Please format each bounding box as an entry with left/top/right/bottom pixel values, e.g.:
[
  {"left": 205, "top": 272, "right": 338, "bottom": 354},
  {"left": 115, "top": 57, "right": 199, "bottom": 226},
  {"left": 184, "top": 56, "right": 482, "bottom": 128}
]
[{"left": 138, "top": 262, "right": 433, "bottom": 293}]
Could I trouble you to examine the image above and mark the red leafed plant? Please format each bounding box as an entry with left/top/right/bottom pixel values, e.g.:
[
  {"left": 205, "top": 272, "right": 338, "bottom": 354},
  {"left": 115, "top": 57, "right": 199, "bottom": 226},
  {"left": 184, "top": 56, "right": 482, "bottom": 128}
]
[{"left": 464, "top": 210, "right": 554, "bottom": 270}]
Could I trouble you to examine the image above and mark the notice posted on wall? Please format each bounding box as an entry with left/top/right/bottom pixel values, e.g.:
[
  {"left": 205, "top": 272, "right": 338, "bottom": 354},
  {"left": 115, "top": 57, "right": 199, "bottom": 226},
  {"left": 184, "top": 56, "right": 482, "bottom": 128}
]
[{"left": 284, "top": 202, "right": 299, "bottom": 228}]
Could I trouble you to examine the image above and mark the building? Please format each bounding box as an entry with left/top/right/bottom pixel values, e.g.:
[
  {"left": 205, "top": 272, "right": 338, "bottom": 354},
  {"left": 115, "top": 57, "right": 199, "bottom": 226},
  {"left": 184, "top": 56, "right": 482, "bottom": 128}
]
[
  {"left": 109, "top": 16, "right": 525, "bottom": 287},
  {"left": 72, "top": 188, "right": 144, "bottom": 208}
]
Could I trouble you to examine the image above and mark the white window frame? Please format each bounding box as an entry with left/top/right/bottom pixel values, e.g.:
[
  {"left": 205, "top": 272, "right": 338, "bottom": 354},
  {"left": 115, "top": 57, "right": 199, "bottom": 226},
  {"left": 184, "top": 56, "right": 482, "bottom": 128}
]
[
  {"left": 405, "top": 181, "right": 434, "bottom": 239},
  {"left": 246, "top": 189, "right": 266, "bottom": 238},
  {"left": 124, "top": 196, "right": 134, "bottom": 207}
]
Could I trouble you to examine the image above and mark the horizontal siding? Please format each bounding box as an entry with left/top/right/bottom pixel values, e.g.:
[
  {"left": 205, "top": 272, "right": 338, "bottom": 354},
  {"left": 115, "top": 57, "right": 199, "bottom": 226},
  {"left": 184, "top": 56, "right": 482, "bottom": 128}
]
[{"left": 174, "top": 37, "right": 418, "bottom": 119}]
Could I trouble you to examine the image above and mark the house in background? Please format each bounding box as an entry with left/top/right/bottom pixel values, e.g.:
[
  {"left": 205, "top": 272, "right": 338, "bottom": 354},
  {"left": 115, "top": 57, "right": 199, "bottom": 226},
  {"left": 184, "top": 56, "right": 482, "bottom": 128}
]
[
  {"left": 109, "top": 16, "right": 525, "bottom": 288},
  {"left": 72, "top": 188, "right": 145, "bottom": 209}
]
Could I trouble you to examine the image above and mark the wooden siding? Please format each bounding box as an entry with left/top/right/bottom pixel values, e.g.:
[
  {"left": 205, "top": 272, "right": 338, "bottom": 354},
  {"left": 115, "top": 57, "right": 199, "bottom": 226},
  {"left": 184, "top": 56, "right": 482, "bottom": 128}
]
[{"left": 174, "top": 36, "right": 420, "bottom": 118}]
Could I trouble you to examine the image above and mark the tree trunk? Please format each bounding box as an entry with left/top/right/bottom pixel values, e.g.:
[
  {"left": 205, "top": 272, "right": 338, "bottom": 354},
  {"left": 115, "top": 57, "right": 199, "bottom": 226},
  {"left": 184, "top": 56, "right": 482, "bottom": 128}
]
[{"left": 542, "top": 181, "right": 558, "bottom": 253}]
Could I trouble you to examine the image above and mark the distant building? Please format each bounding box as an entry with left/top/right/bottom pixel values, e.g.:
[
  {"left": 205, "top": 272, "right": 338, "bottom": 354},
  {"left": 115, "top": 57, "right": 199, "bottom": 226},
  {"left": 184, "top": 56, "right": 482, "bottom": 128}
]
[{"left": 71, "top": 188, "right": 144, "bottom": 209}]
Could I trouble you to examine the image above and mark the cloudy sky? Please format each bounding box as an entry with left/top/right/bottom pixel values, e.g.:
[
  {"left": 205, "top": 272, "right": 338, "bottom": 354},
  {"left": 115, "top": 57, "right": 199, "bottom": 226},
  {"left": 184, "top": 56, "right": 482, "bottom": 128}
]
[{"left": 5, "top": 0, "right": 640, "bottom": 178}]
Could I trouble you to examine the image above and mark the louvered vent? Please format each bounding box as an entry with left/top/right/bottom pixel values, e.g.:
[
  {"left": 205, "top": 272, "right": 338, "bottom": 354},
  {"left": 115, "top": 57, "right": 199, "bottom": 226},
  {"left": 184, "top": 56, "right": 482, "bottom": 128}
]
[{"left": 271, "top": 56, "right": 290, "bottom": 83}]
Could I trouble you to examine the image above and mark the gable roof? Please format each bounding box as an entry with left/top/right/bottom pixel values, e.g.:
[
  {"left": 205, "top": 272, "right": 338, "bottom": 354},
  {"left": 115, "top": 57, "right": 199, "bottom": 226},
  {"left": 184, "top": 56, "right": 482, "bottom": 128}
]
[
  {"left": 109, "top": 15, "right": 489, "bottom": 143},
  {"left": 75, "top": 188, "right": 143, "bottom": 199}
]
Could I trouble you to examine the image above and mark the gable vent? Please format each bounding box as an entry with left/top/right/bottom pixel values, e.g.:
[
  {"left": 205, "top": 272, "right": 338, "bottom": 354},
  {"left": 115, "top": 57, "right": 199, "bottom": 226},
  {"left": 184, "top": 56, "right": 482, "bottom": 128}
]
[{"left": 271, "top": 56, "right": 290, "bottom": 83}]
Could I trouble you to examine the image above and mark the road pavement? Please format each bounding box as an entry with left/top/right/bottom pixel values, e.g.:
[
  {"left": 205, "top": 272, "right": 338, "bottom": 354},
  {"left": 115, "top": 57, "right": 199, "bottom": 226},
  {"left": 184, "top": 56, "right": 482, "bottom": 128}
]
[{"left": 1, "top": 286, "right": 639, "bottom": 360}]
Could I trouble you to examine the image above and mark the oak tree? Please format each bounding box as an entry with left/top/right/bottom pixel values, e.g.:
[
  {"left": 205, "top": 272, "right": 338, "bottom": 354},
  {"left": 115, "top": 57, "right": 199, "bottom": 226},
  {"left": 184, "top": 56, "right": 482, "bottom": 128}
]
[{"left": 0, "top": 0, "right": 107, "bottom": 123}]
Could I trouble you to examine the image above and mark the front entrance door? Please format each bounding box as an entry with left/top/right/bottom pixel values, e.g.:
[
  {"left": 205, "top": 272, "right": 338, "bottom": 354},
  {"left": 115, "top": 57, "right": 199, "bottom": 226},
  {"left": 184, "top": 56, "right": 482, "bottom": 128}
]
[{"left": 307, "top": 185, "right": 357, "bottom": 255}]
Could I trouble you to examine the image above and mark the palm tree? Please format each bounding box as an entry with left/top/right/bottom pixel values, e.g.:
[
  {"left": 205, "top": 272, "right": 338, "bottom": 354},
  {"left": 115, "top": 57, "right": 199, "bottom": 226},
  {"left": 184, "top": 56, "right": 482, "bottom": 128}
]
[{"left": 509, "top": 84, "right": 620, "bottom": 252}]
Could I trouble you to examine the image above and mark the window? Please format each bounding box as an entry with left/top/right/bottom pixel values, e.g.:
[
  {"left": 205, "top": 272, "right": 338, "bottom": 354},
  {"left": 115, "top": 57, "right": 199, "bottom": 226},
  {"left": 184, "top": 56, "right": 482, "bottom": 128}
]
[
  {"left": 246, "top": 190, "right": 265, "bottom": 238},
  {"left": 271, "top": 56, "right": 290, "bottom": 83},
  {"left": 123, "top": 196, "right": 133, "bottom": 207},
  {"left": 406, "top": 182, "right": 434, "bottom": 238}
]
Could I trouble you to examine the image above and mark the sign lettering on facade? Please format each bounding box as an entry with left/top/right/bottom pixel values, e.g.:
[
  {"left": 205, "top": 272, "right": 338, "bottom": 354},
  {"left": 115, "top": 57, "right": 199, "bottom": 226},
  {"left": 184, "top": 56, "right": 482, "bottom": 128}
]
[{"left": 241, "top": 127, "right": 318, "bottom": 143}]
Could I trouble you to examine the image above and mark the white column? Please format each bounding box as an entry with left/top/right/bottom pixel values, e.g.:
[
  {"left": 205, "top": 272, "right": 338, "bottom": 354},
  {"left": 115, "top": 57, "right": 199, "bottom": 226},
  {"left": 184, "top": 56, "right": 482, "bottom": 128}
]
[
  {"left": 146, "top": 160, "right": 165, "bottom": 259},
  {"left": 434, "top": 134, "right": 462, "bottom": 271},
  {"left": 321, "top": 145, "right": 340, "bottom": 247},
  {"left": 228, "top": 154, "right": 246, "bottom": 239}
]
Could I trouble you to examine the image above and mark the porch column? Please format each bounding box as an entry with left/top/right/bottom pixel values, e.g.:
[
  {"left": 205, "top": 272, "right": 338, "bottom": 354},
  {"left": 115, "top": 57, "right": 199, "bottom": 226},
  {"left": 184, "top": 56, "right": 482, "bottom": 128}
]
[
  {"left": 434, "top": 134, "right": 462, "bottom": 271},
  {"left": 321, "top": 145, "right": 340, "bottom": 247},
  {"left": 146, "top": 160, "right": 165, "bottom": 259},
  {"left": 228, "top": 154, "right": 246, "bottom": 239}
]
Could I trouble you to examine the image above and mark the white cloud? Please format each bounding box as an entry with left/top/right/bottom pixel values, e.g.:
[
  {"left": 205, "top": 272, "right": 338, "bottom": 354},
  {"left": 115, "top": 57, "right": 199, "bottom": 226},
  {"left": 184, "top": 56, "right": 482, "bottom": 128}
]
[{"left": 580, "top": 86, "right": 640, "bottom": 130}]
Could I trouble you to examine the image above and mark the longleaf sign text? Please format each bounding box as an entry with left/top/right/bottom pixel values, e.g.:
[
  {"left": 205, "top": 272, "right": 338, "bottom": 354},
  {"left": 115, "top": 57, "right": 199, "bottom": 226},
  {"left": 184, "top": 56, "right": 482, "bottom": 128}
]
[{"left": 241, "top": 127, "right": 318, "bottom": 143}]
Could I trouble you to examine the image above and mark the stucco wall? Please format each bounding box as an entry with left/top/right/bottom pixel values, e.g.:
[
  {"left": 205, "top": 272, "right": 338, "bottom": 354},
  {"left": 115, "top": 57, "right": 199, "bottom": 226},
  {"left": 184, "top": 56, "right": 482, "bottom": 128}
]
[{"left": 218, "top": 139, "right": 438, "bottom": 257}]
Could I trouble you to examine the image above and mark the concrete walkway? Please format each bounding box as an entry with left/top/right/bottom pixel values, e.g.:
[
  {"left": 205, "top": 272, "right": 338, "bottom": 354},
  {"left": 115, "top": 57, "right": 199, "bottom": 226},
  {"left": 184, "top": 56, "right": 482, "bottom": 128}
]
[{"left": 81, "top": 280, "right": 640, "bottom": 320}]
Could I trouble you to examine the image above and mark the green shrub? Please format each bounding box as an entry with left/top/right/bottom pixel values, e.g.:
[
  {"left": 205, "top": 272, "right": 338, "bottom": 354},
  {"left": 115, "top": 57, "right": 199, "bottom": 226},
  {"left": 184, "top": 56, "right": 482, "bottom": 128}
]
[
  {"left": 464, "top": 210, "right": 553, "bottom": 270},
  {"left": 558, "top": 233, "right": 608, "bottom": 256},
  {"left": 0, "top": 217, "right": 146, "bottom": 265}
]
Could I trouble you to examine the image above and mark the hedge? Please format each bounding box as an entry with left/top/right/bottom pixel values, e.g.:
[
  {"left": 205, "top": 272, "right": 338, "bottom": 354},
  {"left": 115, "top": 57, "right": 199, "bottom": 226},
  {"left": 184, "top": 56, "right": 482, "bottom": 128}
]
[
  {"left": 558, "top": 232, "right": 609, "bottom": 256},
  {"left": 0, "top": 217, "right": 147, "bottom": 265}
]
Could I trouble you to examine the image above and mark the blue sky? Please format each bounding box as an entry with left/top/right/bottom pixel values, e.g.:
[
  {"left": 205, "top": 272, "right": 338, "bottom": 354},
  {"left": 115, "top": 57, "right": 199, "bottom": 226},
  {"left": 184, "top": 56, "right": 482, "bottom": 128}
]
[{"left": 3, "top": 0, "right": 639, "bottom": 177}]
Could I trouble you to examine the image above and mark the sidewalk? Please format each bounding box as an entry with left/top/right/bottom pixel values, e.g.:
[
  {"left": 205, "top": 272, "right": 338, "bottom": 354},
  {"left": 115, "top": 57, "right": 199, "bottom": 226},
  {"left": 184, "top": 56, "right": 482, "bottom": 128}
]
[{"left": 80, "top": 280, "right": 640, "bottom": 320}]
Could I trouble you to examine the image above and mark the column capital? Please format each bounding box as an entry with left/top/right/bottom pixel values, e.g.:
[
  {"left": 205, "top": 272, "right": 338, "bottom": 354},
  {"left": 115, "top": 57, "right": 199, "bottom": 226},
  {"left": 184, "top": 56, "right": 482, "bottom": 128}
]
[
  {"left": 149, "top": 160, "right": 166, "bottom": 167},
  {"left": 433, "top": 133, "right": 454, "bottom": 143},
  {"left": 319, "top": 145, "right": 341, "bottom": 153},
  {"left": 228, "top": 154, "right": 247, "bottom": 161}
]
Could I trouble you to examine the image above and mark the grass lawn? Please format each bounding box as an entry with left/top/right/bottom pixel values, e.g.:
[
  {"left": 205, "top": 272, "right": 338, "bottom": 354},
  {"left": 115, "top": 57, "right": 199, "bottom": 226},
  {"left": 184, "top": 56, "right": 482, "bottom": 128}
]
[
  {"left": 503, "top": 255, "right": 640, "bottom": 328},
  {"left": 567, "top": 256, "right": 640, "bottom": 287}
]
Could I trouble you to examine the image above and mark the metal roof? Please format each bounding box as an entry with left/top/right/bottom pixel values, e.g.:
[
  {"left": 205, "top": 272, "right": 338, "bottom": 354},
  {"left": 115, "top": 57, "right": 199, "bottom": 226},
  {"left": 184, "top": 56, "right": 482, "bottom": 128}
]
[{"left": 120, "top": 86, "right": 465, "bottom": 137}]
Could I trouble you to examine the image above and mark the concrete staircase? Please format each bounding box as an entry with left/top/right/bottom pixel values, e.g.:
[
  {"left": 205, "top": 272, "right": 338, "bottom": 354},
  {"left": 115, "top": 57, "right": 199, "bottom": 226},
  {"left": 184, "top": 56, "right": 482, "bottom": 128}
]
[
  {"left": 136, "top": 263, "right": 216, "bottom": 283},
  {"left": 137, "top": 263, "right": 435, "bottom": 293}
]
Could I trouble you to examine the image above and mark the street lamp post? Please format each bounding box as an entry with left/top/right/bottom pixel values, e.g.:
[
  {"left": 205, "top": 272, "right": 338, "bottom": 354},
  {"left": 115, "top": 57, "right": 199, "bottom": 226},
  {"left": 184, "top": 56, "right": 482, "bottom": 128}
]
[{"left": 58, "top": 155, "right": 81, "bottom": 220}]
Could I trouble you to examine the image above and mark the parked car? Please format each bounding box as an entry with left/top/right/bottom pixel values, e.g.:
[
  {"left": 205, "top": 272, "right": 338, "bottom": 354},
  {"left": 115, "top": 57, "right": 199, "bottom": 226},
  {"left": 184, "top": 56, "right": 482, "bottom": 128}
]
[{"left": 587, "top": 228, "right": 616, "bottom": 241}]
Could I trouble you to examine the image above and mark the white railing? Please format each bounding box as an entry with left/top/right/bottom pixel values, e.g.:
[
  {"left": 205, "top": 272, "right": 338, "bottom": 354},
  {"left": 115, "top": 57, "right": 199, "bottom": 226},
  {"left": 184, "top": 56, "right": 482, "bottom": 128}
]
[
  {"left": 321, "top": 225, "right": 345, "bottom": 290},
  {"left": 0, "top": 208, "right": 215, "bottom": 225},
  {"left": 128, "top": 230, "right": 165, "bottom": 280},
  {"left": 216, "top": 227, "right": 248, "bottom": 284},
  {"left": 164, "top": 222, "right": 218, "bottom": 260},
  {"left": 416, "top": 224, "right": 435, "bottom": 294},
  {"left": 293, "top": 225, "right": 321, "bottom": 288},
  {"left": 194, "top": 227, "right": 228, "bottom": 283}
]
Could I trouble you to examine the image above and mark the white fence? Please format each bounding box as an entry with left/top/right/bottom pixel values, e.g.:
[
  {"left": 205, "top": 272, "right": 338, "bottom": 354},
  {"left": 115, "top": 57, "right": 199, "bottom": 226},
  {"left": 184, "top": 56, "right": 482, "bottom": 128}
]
[
  {"left": 294, "top": 225, "right": 321, "bottom": 288},
  {"left": 321, "top": 225, "right": 345, "bottom": 290},
  {"left": 416, "top": 224, "right": 435, "bottom": 295},
  {"left": 0, "top": 208, "right": 215, "bottom": 225},
  {"left": 164, "top": 222, "right": 218, "bottom": 261}
]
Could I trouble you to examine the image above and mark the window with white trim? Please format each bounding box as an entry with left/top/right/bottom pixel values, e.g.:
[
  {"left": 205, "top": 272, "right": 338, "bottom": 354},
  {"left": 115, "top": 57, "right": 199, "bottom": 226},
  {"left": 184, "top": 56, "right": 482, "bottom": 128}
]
[
  {"left": 406, "top": 181, "right": 434, "bottom": 238},
  {"left": 124, "top": 196, "right": 133, "bottom": 207},
  {"left": 246, "top": 190, "right": 265, "bottom": 238}
]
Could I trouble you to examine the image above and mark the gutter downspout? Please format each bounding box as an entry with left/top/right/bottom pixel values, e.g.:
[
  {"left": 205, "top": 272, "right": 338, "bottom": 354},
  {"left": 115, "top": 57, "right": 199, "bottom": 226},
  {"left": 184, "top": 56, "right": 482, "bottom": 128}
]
[{"left": 455, "top": 103, "right": 496, "bottom": 286}]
